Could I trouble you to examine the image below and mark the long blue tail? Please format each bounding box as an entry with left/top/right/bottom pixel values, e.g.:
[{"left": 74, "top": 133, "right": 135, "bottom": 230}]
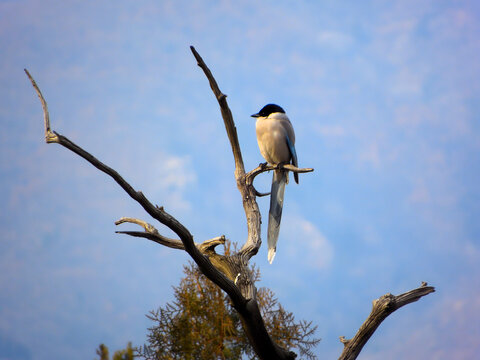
[{"left": 267, "top": 169, "right": 287, "bottom": 263}]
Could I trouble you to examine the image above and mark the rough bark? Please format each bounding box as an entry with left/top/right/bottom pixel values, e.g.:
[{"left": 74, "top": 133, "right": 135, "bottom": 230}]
[{"left": 338, "top": 282, "right": 435, "bottom": 360}]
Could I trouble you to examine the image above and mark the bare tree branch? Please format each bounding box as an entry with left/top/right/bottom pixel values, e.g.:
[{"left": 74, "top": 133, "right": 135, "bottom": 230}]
[
  {"left": 24, "top": 69, "right": 58, "bottom": 143},
  {"left": 338, "top": 282, "right": 435, "bottom": 360},
  {"left": 190, "top": 46, "right": 298, "bottom": 359},
  {"left": 246, "top": 163, "right": 314, "bottom": 186},
  {"left": 255, "top": 189, "right": 271, "bottom": 197},
  {"left": 25, "top": 64, "right": 295, "bottom": 359},
  {"left": 115, "top": 217, "right": 185, "bottom": 249},
  {"left": 190, "top": 47, "right": 313, "bottom": 262},
  {"left": 24, "top": 67, "right": 245, "bottom": 309},
  {"left": 189, "top": 47, "right": 244, "bottom": 175},
  {"left": 115, "top": 217, "right": 226, "bottom": 251},
  {"left": 26, "top": 46, "right": 433, "bottom": 360},
  {"left": 190, "top": 46, "right": 263, "bottom": 261}
]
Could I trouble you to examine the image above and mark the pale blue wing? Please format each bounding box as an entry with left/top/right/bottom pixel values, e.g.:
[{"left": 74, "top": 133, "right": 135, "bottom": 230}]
[{"left": 285, "top": 133, "right": 299, "bottom": 183}]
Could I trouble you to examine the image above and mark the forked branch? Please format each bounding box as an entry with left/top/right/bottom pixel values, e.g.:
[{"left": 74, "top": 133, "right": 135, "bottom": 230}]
[
  {"left": 115, "top": 217, "right": 226, "bottom": 251},
  {"left": 338, "top": 282, "right": 435, "bottom": 360},
  {"left": 25, "top": 60, "right": 294, "bottom": 359},
  {"left": 24, "top": 68, "right": 244, "bottom": 308},
  {"left": 191, "top": 46, "right": 266, "bottom": 261}
]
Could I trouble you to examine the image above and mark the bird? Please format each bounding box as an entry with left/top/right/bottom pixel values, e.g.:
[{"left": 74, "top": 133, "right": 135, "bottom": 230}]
[{"left": 251, "top": 104, "right": 298, "bottom": 264}]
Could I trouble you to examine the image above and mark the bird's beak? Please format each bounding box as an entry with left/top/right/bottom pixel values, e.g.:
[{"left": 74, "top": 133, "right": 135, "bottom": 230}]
[{"left": 251, "top": 113, "right": 260, "bottom": 118}]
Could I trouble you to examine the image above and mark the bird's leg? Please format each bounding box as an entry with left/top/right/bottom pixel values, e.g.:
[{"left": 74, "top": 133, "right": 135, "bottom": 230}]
[
  {"left": 276, "top": 162, "right": 291, "bottom": 184},
  {"left": 277, "top": 161, "right": 289, "bottom": 170}
]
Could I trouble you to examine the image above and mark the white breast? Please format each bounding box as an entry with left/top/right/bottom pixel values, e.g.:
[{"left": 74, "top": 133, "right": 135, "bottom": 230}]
[{"left": 255, "top": 113, "right": 295, "bottom": 165}]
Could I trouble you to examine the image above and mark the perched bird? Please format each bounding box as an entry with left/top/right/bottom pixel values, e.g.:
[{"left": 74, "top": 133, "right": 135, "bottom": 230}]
[{"left": 251, "top": 104, "right": 298, "bottom": 263}]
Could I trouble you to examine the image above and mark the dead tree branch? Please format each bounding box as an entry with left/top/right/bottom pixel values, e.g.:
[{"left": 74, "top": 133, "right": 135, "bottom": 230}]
[
  {"left": 338, "top": 282, "right": 435, "bottom": 360},
  {"left": 115, "top": 217, "right": 226, "bottom": 251},
  {"left": 25, "top": 57, "right": 297, "bottom": 359},
  {"left": 191, "top": 46, "right": 269, "bottom": 261},
  {"left": 246, "top": 163, "right": 314, "bottom": 186},
  {"left": 26, "top": 46, "right": 434, "bottom": 360},
  {"left": 115, "top": 217, "right": 185, "bottom": 249},
  {"left": 24, "top": 67, "right": 245, "bottom": 310}
]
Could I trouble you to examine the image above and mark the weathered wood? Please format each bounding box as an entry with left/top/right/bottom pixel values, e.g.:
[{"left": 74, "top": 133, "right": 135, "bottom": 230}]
[
  {"left": 338, "top": 282, "right": 435, "bottom": 360},
  {"left": 25, "top": 64, "right": 293, "bottom": 359},
  {"left": 191, "top": 46, "right": 264, "bottom": 260},
  {"left": 190, "top": 46, "right": 296, "bottom": 358}
]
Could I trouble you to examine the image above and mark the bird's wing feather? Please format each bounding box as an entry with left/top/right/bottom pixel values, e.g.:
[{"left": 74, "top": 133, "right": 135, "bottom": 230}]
[{"left": 285, "top": 133, "right": 299, "bottom": 184}]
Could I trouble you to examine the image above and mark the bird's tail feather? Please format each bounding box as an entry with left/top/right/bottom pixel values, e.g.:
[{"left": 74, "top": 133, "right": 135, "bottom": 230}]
[{"left": 267, "top": 169, "right": 287, "bottom": 264}]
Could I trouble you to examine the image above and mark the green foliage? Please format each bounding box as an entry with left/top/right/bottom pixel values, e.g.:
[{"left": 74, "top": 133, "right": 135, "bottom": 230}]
[
  {"left": 139, "top": 260, "right": 320, "bottom": 360},
  {"left": 96, "top": 342, "right": 134, "bottom": 360},
  {"left": 96, "top": 344, "right": 109, "bottom": 360}
]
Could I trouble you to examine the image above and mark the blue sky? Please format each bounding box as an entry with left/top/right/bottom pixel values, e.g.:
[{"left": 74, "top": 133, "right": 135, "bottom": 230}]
[{"left": 1, "top": 0, "right": 479, "bottom": 359}]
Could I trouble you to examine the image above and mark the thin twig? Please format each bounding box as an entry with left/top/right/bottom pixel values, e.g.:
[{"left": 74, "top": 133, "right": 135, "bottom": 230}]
[
  {"left": 255, "top": 189, "right": 271, "bottom": 197},
  {"left": 24, "top": 69, "right": 58, "bottom": 143},
  {"left": 115, "top": 217, "right": 226, "bottom": 251},
  {"left": 115, "top": 217, "right": 185, "bottom": 249},
  {"left": 246, "top": 163, "right": 314, "bottom": 186}
]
